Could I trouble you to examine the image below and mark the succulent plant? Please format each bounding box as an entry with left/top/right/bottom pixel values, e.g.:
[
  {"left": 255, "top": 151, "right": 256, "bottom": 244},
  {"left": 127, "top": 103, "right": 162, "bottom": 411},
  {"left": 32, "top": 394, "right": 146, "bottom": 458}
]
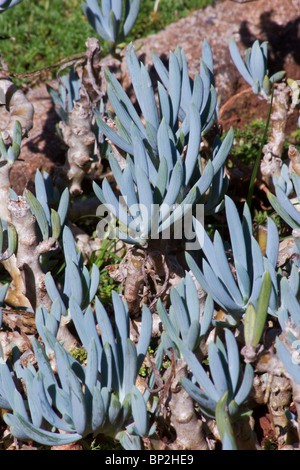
[
  {"left": 229, "top": 38, "right": 285, "bottom": 98},
  {"left": 0, "top": 290, "right": 153, "bottom": 448},
  {"left": 179, "top": 328, "right": 254, "bottom": 424},
  {"left": 94, "top": 45, "right": 234, "bottom": 245},
  {"left": 186, "top": 196, "right": 280, "bottom": 324},
  {"left": 82, "top": 0, "right": 140, "bottom": 54}
]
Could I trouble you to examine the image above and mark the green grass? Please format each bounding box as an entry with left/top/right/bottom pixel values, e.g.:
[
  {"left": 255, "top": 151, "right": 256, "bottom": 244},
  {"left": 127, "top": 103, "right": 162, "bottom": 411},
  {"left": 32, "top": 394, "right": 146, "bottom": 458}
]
[{"left": 0, "top": 0, "right": 215, "bottom": 80}]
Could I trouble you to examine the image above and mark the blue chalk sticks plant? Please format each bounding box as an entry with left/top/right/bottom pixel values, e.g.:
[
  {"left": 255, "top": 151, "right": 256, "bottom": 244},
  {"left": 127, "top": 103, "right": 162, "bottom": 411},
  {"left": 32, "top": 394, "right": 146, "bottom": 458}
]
[{"left": 0, "top": 0, "right": 300, "bottom": 452}]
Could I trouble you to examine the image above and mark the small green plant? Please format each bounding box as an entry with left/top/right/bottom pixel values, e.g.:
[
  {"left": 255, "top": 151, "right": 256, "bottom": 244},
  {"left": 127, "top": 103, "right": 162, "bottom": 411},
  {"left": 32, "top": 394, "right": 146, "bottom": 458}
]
[
  {"left": 227, "top": 120, "right": 270, "bottom": 167},
  {"left": 1, "top": 0, "right": 300, "bottom": 452}
]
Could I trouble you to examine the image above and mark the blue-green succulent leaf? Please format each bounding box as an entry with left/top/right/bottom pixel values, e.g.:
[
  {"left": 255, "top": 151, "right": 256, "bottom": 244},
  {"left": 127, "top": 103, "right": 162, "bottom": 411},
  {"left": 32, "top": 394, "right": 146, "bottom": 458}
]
[
  {"left": 123, "top": 0, "right": 140, "bottom": 37},
  {"left": 185, "top": 103, "right": 201, "bottom": 186},
  {"left": 91, "top": 386, "right": 105, "bottom": 432},
  {"left": 208, "top": 341, "right": 228, "bottom": 398}
]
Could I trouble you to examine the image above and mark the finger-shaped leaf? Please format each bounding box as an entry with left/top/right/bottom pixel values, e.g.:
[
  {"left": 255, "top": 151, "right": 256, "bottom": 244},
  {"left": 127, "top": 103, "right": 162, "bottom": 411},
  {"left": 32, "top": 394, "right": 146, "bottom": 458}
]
[
  {"left": 91, "top": 386, "right": 105, "bottom": 432},
  {"left": 69, "top": 296, "right": 90, "bottom": 349},
  {"left": 185, "top": 271, "right": 200, "bottom": 323},
  {"left": 122, "top": 339, "right": 137, "bottom": 398},
  {"left": 104, "top": 68, "right": 146, "bottom": 137},
  {"left": 215, "top": 392, "right": 237, "bottom": 450},
  {"left": 208, "top": 341, "right": 228, "bottom": 398},
  {"left": 7, "top": 223, "right": 17, "bottom": 259},
  {"left": 169, "top": 51, "right": 182, "bottom": 128},
  {"left": 65, "top": 260, "right": 83, "bottom": 306},
  {"left": 32, "top": 372, "right": 74, "bottom": 432},
  {"left": 65, "top": 366, "right": 86, "bottom": 436},
  {"left": 268, "top": 190, "right": 300, "bottom": 229},
  {"left": 225, "top": 196, "right": 248, "bottom": 271},
  {"left": 186, "top": 320, "right": 200, "bottom": 351},
  {"left": 0, "top": 359, "right": 17, "bottom": 409},
  {"left": 160, "top": 161, "right": 183, "bottom": 219},
  {"left": 281, "top": 277, "right": 300, "bottom": 330},
  {"left": 170, "top": 286, "right": 190, "bottom": 337},
  {"left": 44, "top": 272, "right": 66, "bottom": 315},
  {"left": 234, "top": 363, "right": 254, "bottom": 406},
  {"left": 82, "top": 1, "right": 111, "bottom": 42},
  {"left": 4, "top": 412, "right": 81, "bottom": 446},
  {"left": 57, "top": 188, "right": 69, "bottom": 227},
  {"left": 249, "top": 40, "right": 265, "bottom": 86},
  {"left": 200, "top": 293, "right": 214, "bottom": 337},
  {"left": 185, "top": 103, "right": 201, "bottom": 186},
  {"left": 276, "top": 338, "right": 300, "bottom": 385},
  {"left": 225, "top": 329, "right": 240, "bottom": 395},
  {"left": 152, "top": 51, "right": 169, "bottom": 90},
  {"left": 95, "top": 297, "right": 120, "bottom": 383},
  {"left": 244, "top": 303, "right": 256, "bottom": 347},
  {"left": 89, "top": 263, "right": 100, "bottom": 303},
  {"left": 131, "top": 386, "right": 148, "bottom": 436},
  {"left": 157, "top": 118, "right": 174, "bottom": 173},
  {"left": 180, "top": 342, "right": 219, "bottom": 402},
  {"left": 251, "top": 271, "right": 272, "bottom": 347},
  {"left": 50, "top": 209, "right": 61, "bottom": 240},
  {"left": 62, "top": 225, "right": 79, "bottom": 265},
  {"left": 180, "top": 377, "right": 217, "bottom": 418},
  {"left": 274, "top": 185, "right": 300, "bottom": 226},
  {"left": 95, "top": 114, "right": 133, "bottom": 155}
]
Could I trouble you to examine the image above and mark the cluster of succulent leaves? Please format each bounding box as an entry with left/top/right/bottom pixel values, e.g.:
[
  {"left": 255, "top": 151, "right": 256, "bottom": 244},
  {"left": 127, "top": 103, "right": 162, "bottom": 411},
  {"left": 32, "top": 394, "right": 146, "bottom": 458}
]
[
  {"left": 0, "top": 292, "right": 153, "bottom": 448},
  {"left": 82, "top": 0, "right": 141, "bottom": 54},
  {"left": 229, "top": 38, "right": 286, "bottom": 99},
  {"left": 0, "top": 0, "right": 22, "bottom": 12},
  {"left": 1, "top": 0, "right": 300, "bottom": 452}
]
